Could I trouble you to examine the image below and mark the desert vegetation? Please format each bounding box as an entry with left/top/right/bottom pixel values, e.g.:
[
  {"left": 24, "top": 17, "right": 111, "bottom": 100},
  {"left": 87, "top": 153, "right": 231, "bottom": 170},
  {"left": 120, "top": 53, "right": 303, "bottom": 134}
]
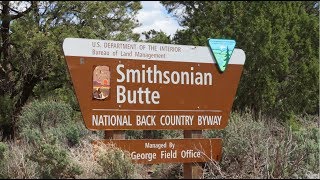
[{"left": 0, "top": 100, "right": 318, "bottom": 178}]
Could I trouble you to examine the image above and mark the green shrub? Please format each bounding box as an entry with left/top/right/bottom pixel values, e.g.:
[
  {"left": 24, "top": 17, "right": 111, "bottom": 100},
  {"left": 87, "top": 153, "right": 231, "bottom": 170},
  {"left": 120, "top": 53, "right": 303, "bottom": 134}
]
[
  {"left": 203, "top": 112, "right": 319, "bottom": 179},
  {"left": 66, "top": 125, "right": 81, "bottom": 147},
  {"left": 19, "top": 99, "right": 90, "bottom": 147},
  {"left": 29, "top": 134, "right": 82, "bottom": 179},
  {"left": 162, "top": 130, "right": 183, "bottom": 139},
  {"left": 51, "top": 87, "right": 80, "bottom": 111},
  {"left": 33, "top": 85, "right": 80, "bottom": 111},
  {"left": 0, "top": 95, "right": 14, "bottom": 140},
  {"left": 95, "top": 143, "right": 135, "bottom": 179},
  {"left": 0, "top": 95, "right": 13, "bottom": 122},
  {"left": 126, "top": 130, "right": 182, "bottom": 139},
  {"left": 48, "top": 121, "right": 89, "bottom": 147},
  {"left": 20, "top": 128, "right": 42, "bottom": 145},
  {"left": 0, "top": 142, "right": 7, "bottom": 160},
  {"left": 292, "top": 126, "right": 319, "bottom": 174},
  {"left": 19, "top": 99, "right": 73, "bottom": 132},
  {"left": 143, "top": 130, "right": 165, "bottom": 139},
  {"left": 64, "top": 122, "right": 89, "bottom": 147},
  {"left": 284, "top": 112, "right": 302, "bottom": 131},
  {"left": 0, "top": 142, "right": 8, "bottom": 178},
  {"left": 126, "top": 130, "right": 143, "bottom": 139}
]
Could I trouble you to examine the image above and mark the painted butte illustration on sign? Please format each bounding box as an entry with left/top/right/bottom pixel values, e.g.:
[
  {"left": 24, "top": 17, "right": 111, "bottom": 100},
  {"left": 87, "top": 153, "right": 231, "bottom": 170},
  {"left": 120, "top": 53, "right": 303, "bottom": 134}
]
[
  {"left": 63, "top": 38, "right": 246, "bottom": 164},
  {"left": 63, "top": 38, "right": 246, "bottom": 131}
]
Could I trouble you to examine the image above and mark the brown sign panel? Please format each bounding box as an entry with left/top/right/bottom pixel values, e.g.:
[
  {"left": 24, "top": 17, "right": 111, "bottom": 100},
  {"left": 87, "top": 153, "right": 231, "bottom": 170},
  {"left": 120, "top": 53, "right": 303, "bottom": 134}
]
[
  {"left": 63, "top": 38, "right": 246, "bottom": 130},
  {"left": 93, "top": 138, "right": 222, "bottom": 164}
]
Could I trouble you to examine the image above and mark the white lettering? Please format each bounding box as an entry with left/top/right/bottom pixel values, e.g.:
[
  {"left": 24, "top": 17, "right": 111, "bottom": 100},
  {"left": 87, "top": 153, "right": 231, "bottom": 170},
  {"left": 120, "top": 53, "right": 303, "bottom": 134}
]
[
  {"left": 136, "top": 115, "right": 156, "bottom": 126},
  {"left": 116, "top": 64, "right": 213, "bottom": 86},
  {"left": 160, "top": 115, "right": 194, "bottom": 126},
  {"left": 160, "top": 150, "right": 177, "bottom": 159},
  {"left": 117, "top": 64, "right": 125, "bottom": 82},
  {"left": 117, "top": 85, "right": 126, "bottom": 103},
  {"left": 131, "top": 151, "right": 156, "bottom": 162},
  {"left": 117, "top": 86, "right": 160, "bottom": 104},
  {"left": 197, "top": 115, "right": 221, "bottom": 125},
  {"left": 92, "top": 115, "right": 132, "bottom": 126},
  {"left": 145, "top": 142, "right": 167, "bottom": 149},
  {"left": 181, "top": 150, "right": 201, "bottom": 158}
]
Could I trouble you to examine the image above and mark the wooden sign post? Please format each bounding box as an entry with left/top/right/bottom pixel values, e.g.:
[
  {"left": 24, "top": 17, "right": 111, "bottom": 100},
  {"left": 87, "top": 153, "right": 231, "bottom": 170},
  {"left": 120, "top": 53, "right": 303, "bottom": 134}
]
[
  {"left": 184, "top": 130, "right": 203, "bottom": 179},
  {"left": 63, "top": 38, "right": 245, "bottom": 179}
]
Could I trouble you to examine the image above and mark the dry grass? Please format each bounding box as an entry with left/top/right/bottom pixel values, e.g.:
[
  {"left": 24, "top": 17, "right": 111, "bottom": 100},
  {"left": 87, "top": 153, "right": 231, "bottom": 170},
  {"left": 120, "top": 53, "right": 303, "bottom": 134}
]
[
  {"left": 2, "top": 141, "right": 37, "bottom": 179},
  {"left": 150, "top": 163, "right": 183, "bottom": 179},
  {"left": 68, "top": 137, "right": 102, "bottom": 179},
  {"left": 68, "top": 134, "right": 150, "bottom": 179},
  {"left": 1, "top": 112, "right": 317, "bottom": 179},
  {"left": 203, "top": 112, "right": 320, "bottom": 179}
]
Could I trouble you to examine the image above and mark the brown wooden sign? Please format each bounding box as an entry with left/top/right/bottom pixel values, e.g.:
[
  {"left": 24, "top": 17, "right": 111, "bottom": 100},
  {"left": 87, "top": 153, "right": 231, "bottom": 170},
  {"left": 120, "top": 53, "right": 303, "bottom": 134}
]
[
  {"left": 63, "top": 38, "right": 246, "bottom": 130},
  {"left": 93, "top": 138, "right": 222, "bottom": 164}
]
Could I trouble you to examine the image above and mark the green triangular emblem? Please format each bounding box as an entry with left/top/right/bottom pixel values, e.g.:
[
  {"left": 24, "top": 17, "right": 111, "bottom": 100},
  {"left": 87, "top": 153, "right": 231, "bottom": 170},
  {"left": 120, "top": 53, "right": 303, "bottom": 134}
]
[{"left": 208, "top": 39, "right": 236, "bottom": 72}]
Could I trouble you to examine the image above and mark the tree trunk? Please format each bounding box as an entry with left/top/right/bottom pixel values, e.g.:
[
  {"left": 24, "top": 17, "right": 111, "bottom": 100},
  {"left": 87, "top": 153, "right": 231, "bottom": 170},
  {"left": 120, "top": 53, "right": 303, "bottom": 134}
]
[{"left": 0, "top": 1, "right": 38, "bottom": 141}]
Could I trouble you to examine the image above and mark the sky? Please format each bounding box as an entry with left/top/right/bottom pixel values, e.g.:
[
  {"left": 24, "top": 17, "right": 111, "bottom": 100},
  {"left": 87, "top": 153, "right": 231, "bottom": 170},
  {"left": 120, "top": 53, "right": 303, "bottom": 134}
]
[
  {"left": 133, "top": 1, "right": 184, "bottom": 40},
  {"left": 10, "top": 1, "right": 182, "bottom": 40}
]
